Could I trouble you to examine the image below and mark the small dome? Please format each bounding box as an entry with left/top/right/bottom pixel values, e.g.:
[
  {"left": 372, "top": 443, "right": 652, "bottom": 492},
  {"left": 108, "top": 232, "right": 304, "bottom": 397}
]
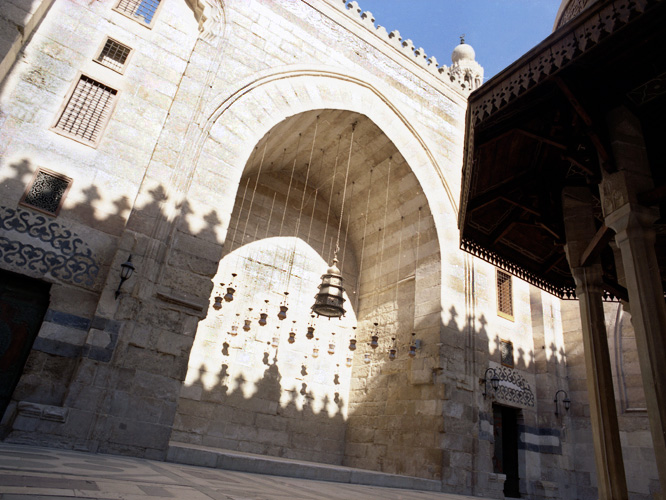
[
  {"left": 327, "top": 261, "right": 341, "bottom": 275},
  {"left": 452, "top": 42, "right": 476, "bottom": 64}
]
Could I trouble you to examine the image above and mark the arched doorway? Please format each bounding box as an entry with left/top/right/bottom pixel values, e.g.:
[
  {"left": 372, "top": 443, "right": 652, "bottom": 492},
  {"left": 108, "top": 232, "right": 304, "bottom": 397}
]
[{"left": 172, "top": 108, "right": 442, "bottom": 477}]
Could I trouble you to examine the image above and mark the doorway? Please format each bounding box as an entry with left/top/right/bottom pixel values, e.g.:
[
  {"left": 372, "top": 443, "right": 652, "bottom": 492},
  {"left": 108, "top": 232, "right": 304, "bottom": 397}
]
[
  {"left": 0, "top": 270, "right": 51, "bottom": 419},
  {"left": 493, "top": 403, "right": 521, "bottom": 498}
]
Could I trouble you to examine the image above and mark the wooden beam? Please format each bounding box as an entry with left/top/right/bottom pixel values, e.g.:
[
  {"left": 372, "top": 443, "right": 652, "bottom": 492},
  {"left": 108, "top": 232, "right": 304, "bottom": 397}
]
[
  {"left": 540, "top": 251, "right": 566, "bottom": 275},
  {"left": 638, "top": 184, "right": 666, "bottom": 206},
  {"left": 468, "top": 171, "right": 533, "bottom": 212},
  {"left": 554, "top": 77, "right": 614, "bottom": 172},
  {"left": 538, "top": 222, "right": 562, "bottom": 240},
  {"left": 561, "top": 154, "right": 597, "bottom": 176},
  {"left": 500, "top": 196, "right": 540, "bottom": 216},
  {"left": 489, "top": 206, "right": 521, "bottom": 245},
  {"left": 581, "top": 224, "right": 615, "bottom": 267},
  {"left": 516, "top": 129, "right": 567, "bottom": 150}
]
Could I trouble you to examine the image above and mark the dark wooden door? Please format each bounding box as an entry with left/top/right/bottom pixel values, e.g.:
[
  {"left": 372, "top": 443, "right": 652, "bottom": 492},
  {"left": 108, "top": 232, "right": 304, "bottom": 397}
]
[
  {"left": 493, "top": 404, "right": 520, "bottom": 498},
  {"left": 0, "top": 270, "right": 50, "bottom": 419}
]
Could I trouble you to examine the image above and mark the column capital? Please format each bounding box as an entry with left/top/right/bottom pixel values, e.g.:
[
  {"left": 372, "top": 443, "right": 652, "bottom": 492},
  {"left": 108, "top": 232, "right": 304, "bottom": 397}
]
[
  {"left": 569, "top": 264, "right": 605, "bottom": 296},
  {"left": 604, "top": 203, "right": 659, "bottom": 246}
]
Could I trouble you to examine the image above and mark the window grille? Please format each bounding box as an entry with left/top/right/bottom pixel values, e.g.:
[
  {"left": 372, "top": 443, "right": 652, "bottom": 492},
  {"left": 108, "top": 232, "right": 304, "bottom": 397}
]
[
  {"left": 500, "top": 340, "right": 514, "bottom": 368},
  {"left": 20, "top": 169, "right": 72, "bottom": 216},
  {"left": 97, "top": 38, "right": 131, "bottom": 73},
  {"left": 115, "top": 0, "right": 161, "bottom": 25},
  {"left": 53, "top": 75, "right": 117, "bottom": 145},
  {"left": 497, "top": 270, "right": 514, "bottom": 320}
]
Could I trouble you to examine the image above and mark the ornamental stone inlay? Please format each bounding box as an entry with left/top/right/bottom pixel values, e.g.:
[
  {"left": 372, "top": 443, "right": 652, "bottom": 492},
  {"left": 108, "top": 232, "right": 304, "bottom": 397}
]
[{"left": 0, "top": 206, "right": 100, "bottom": 286}]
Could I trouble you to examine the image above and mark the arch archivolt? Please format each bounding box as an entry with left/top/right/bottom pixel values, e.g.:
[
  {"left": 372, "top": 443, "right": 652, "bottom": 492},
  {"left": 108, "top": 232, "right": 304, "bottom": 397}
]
[
  {"left": 172, "top": 65, "right": 452, "bottom": 474},
  {"left": 194, "top": 66, "right": 459, "bottom": 220}
]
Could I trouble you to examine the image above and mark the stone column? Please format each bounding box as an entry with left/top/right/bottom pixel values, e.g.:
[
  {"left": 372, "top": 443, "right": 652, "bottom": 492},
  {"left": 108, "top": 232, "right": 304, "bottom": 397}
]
[
  {"left": 563, "top": 187, "right": 628, "bottom": 500},
  {"left": 603, "top": 106, "right": 666, "bottom": 497}
]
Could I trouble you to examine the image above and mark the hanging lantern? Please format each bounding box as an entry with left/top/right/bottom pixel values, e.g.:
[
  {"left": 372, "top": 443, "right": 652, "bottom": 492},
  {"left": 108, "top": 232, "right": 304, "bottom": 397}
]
[
  {"left": 228, "top": 313, "right": 241, "bottom": 336},
  {"left": 311, "top": 258, "right": 346, "bottom": 318},
  {"left": 258, "top": 300, "right": 269, "bottom": 326},
  {"left": 408, "top": 333, "right": 418, "bottom": 358},
  {"left": 213, "top": 294, "right": 223, "bottom": 310},
  {"left": 243, "top": 308, "right": 253, "bottom": 332},
  {"left": 364, "top": 352, "right": 371, "bottom": 364},
  {"left": 270, "top": 326, "right": 280, "bottom": 349},
  {"left": 288, "top": 321, "right": 296, "bottom": 344},
  {"left": 278, "top": 292, "right": 289, "bottom": 320},
  {"left": 370, "top": 322, "right": 379, "bottom": 349},
  {"left": 313, "top": 338, "right": 320, "bottom": 358},
  {"left": 349, "top": 326, "right": 357, "bottom": 351},
  {"left": 388, "top": 338, "right": 397, "bottom": 361},
  {"left": 346, "top": 356, "right": 353, "bottom": 368},
  {"left": 328, "top": 332, "right": 336, "bottom": 355},
  {"left": 306, "top": 315, "right": 315, "bottom": 340},
  {"left": 224, "top": 273, "right": 237, "bottom": 302}
]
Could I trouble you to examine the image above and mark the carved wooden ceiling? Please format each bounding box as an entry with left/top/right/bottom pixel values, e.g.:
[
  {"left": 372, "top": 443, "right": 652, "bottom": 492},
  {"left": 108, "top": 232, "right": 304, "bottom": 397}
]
[{"left": 460, "top": 0, "right": 666, "bottom": 299}]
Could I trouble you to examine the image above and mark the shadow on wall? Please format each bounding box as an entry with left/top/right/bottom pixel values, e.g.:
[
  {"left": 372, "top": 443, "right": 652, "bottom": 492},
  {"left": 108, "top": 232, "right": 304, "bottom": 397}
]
[
  {"left": 0, "top": 155, "right": 233, "bottom": 457},
  {"left": 173, "top": 349, "right": 347, "bottom": 464}
]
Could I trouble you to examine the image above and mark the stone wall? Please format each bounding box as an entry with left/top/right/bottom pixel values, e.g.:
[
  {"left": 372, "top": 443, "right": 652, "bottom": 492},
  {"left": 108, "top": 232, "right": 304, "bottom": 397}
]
[
  {"left": 3, "top": 0, "right": 660, "bottom": 498},
  {"left": 173, "top": 173, "right": 358, "bottom": 463}
]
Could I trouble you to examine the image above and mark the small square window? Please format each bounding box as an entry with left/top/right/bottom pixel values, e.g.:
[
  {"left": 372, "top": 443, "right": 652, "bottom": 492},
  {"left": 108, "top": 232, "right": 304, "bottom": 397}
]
[
  {"left": 52, "top": 75, "right": 118, "bottom": 146},
  {"left": 497, "top": 269, "right": 514, "bottom": 320},
  {"left": 500, "top": 339, "right": 514, "bottom": 368},
  {"left": 114, "top": 0, "right": 162, "bottom": 27},
  {"left": 96, "top": 38, "right": 132, "bottom": 73},
  {"left": 20, "top": 168, "right": 72, "bottom": 216}
]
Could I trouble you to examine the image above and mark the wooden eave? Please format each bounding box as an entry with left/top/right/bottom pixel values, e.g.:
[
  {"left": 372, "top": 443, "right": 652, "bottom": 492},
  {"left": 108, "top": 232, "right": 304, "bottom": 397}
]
[{"left": 459, "top": 0, "right": 666, "bottom": 299}]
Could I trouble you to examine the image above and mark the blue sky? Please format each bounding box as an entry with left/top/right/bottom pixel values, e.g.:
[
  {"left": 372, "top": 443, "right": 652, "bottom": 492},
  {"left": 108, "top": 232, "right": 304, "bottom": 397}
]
[{"left": 352, "top": 0, "right": 562, "bottom": 80}]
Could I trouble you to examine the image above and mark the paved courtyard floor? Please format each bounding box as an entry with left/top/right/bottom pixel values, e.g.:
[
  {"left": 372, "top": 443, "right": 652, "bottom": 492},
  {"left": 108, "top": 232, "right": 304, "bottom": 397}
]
[{"left": 0, "top": 443, "right": 490, "bottom": 500}]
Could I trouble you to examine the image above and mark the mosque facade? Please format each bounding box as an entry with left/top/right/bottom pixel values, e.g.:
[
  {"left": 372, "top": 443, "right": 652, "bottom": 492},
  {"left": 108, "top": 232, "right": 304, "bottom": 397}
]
[{"left": 0, "top": 1, "right": 661, "bottom": 499}]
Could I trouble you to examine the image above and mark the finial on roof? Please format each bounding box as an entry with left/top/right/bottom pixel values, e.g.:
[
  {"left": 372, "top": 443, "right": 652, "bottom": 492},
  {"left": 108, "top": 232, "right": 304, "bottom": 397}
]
[{"left": 460, "top": 34, "right": 466, "bottom": 44}]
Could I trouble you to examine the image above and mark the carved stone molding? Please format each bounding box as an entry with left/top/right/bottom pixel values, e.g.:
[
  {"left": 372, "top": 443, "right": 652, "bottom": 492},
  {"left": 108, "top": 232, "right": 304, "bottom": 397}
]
[
  {"left": 492, "top": 365, "right": 535, "bottom": 408},
  {"left": 0, "top": 206, "right": 100, "bottom": 287}
]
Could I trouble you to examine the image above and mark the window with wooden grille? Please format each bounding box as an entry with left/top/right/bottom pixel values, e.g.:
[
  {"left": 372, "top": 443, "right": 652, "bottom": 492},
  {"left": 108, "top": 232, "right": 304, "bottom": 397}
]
[
  {"left": 20, "top": 168, "right": 72, "bottom": 216},
  {"left": 96, "top": 38, "right": 132, "bottom": 73},
  {"left": 52, "top": 75, "right": 118, "bottom": 146},
  {"left": 500, "top": 339, "right": 514, "bottom": 368},
  {"left": 497, "top": 270, "right": 514, "bottom": 320},
  {"left": 114, "top": 0, "right": 161, "bottom": 26}
]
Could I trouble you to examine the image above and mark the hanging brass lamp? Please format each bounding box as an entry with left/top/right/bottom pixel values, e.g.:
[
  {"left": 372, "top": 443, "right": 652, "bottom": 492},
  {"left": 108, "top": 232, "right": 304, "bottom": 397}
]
[
  {"left": 349, "top": 326, "right": 357, "bottom": 351},
  {"left": 243, "top": 308, "right": 253, "bottom": 332},
  {"left": 312, "top": 122, "right": 356, "bottom": 319},
  {"left": 288, "top": 320, "right": 297, "bottom": 344},
  {"left": 228, "top": 313, "right": 240, "bottom": 336},
  {"left": 306, "top": 315, "right": 315, "bottom": 340},
  {"left": 388, "top": 337, "right": 397, "bottom": 361},
  {"left": 278, "top": 292, "right": 289, "bottom": 320},
  {"left": 312, "top": 258, "right": 346, "bottom": 318},
  {"left": 258, "top": 299, "right": 269, "bottom": 326},
  {"left": 224, "top": 273, "right": 237, "bottom": 302},
  {"left": 370, "top": 323, "right": 379, "bottom": 349}
]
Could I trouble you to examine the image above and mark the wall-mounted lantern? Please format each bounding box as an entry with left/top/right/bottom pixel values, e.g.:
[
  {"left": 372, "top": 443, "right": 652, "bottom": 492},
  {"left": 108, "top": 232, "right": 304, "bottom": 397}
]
[
  {"left": 114, "top": 255, "right": 135, "bottom": 299},
  {"left": 554, "top": 389, "right": 571, "bottom": 415},
  {"left": 482, "top": 367, "right": 500, "bottom": 398}
]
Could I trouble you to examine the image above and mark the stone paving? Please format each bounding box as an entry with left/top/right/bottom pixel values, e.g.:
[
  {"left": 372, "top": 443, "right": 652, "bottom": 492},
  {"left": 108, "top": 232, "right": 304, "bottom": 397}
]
[{"left": 0, "top": 443, "right": 488, "bottom": 500}]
